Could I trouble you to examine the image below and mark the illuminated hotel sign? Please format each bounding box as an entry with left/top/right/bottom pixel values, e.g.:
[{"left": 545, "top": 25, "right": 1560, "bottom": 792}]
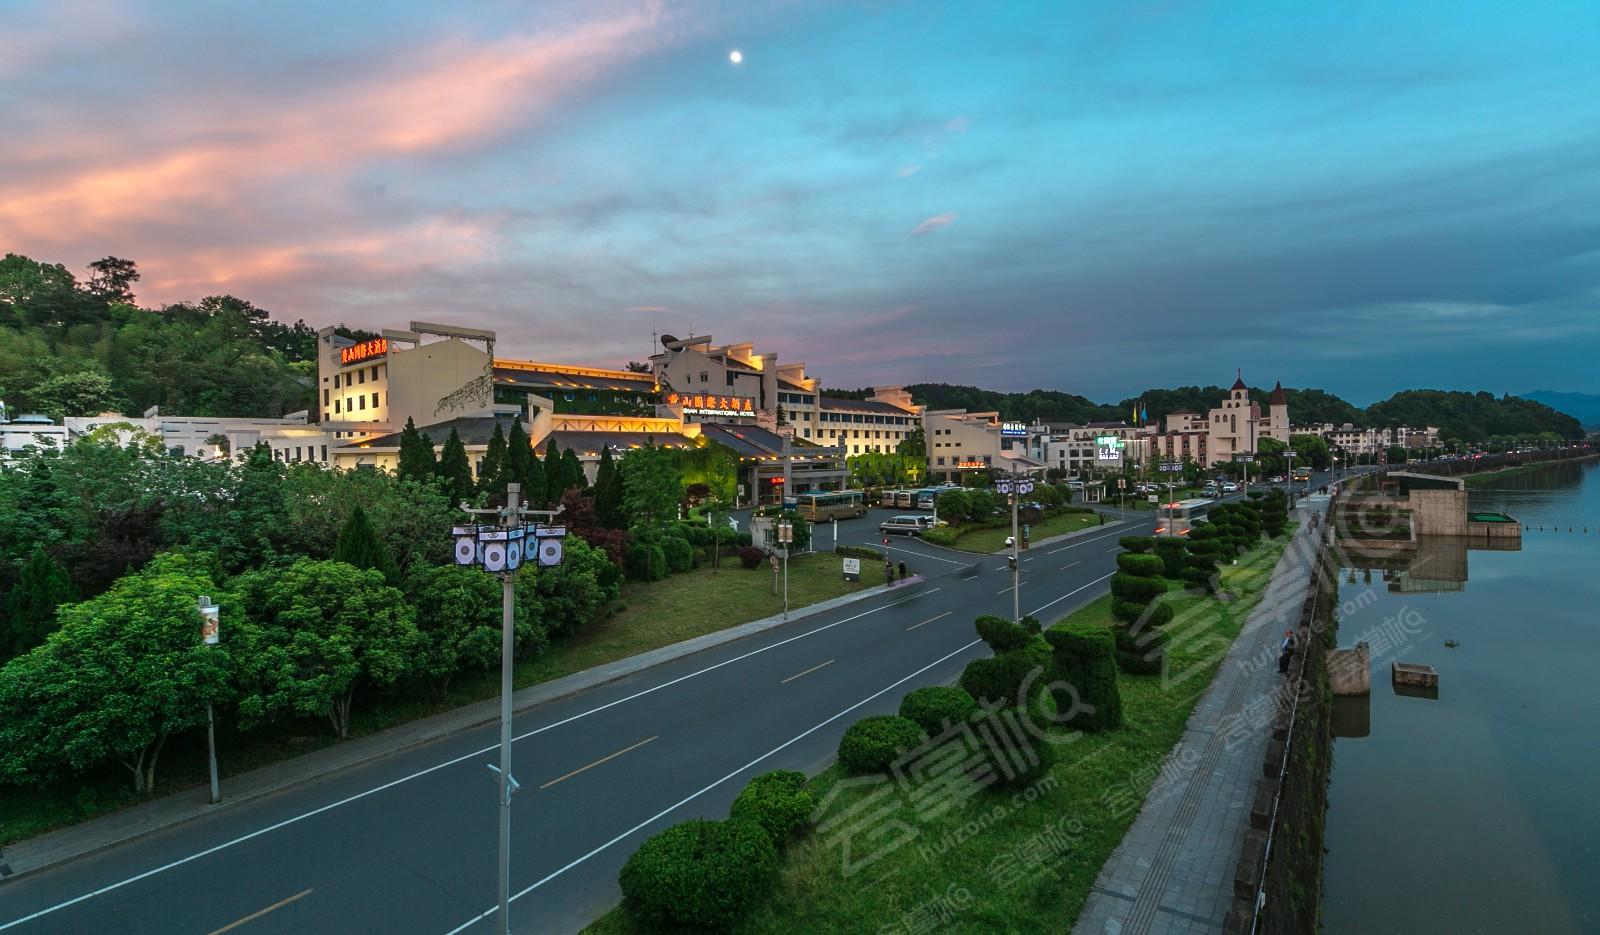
[
  {"left": 340, "top": 338, "right": 388, "bottom": 366},
  {"left": 956, "top": 459, "right": 989, "bottom": 469},
  {"left": 1000, "top": 421, "right": 1027, "bottom": 437},
  {"left": 665, "top": 392, "right": 756, "bottom": 418},
  {"left": 1096, "top": 435, "right": 1126, "bottom": 461}
]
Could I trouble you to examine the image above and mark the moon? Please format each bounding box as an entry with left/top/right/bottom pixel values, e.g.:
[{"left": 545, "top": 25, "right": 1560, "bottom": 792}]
[{"left": 729, "top": 49, "right": 743, "bottom": 64}]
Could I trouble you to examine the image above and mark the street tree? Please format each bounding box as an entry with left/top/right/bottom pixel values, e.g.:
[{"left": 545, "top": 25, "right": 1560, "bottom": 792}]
[
  {"left": 477, "top": 422, "right": 507, "bottom": 497},
  {"left": 621, "top": 444, "right": 682, "bottom": 528},
  {"left": 332, "top": 503, "right": 400, "bottom": 584},
  {"left": 402, "top": 564, "right": 546, "bottom": 695},
  {"left": 593, "top": 445, "right": 625, "bottom": 528},
  {"left": 0, "top": 553, "right": 234, "bottom": 794},
  {"left": 236, "top": 559, "right": 420, "bottom": 739},
  {"left": 0, "top": 547, "right": 75, "bottom": 662},
  {"left": 436, "top": 427, "right": 474, "bottom": 506},
  {"left": 397, "top": 417, "right": 437, "bottom": 483}
]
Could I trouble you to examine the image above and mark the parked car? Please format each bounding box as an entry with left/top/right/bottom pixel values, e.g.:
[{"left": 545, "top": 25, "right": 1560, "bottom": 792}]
[
  {"left": 879, "top": 515, "right": 934, "bottom": 535},
  {"left": 1221, "top": 481, "right": 1240, "bottom": 493},
  {"left": 1268, "top": 474, "right": 1285, "bottom": 483},
  {"left": 1201, "top": 485, "right": 1220, "bottom": 498}
]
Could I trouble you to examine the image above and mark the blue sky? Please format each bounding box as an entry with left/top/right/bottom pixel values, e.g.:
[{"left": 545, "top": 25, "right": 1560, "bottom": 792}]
[{"left": 3, "top": 0, "right": 1598, "bottom": 404}]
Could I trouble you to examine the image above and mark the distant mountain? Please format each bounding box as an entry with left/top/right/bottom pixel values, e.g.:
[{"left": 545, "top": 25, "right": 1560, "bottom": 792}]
[{"left": 1519, "top": 391, "right": 1600, "bottom": 429}]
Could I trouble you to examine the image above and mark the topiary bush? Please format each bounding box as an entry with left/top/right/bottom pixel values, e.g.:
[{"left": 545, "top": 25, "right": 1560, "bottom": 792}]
[
  {"left": 738, "top": 545, "right": 769, "bottom": 570},
  {"left": 1152, "top": 537, "right": 1188, "bottom": 578},
  {"left": 624, "top": 541, "right": 669, "bottom": 582},
  {"left": 967, "top": 707, "right": 1053, "bottom": 788},
  {"left": 661, "top": 535, "right": 694, "bottom": 574},
  {"left": 1118, "top": 535, "right": 1153, "bottom": 553},
  {"left": 1043, "top": 622, "right": 1122, "bottom": 732},
  {"left": 959, "top": 638, "right": 1050, "bottom": 709},
  {"left": 1110, "top": 571, "right": 1165, "bottom": 605},
  {"left": 899, "top": 685, "right": 979, "bottom": 736},
  {"left": 1115, "top": 552, "right": 1164, "bottom": 577},
  {"left": 975, "top": 614, "right": 1032, "bottom": 653},
  {"left": 619, "top": 818, "right": 778, "bottom": 931},
  {"left": 1114, "top": 621, "right": 1169, "bottom": 675},
  {"left": 729, "top": 770, "right": 814, "bottom": 848},
  {"left": 838, "top": 715, "right": 927, "bottom": 775}
]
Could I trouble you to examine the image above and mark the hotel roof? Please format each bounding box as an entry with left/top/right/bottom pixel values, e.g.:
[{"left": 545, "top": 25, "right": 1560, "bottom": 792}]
[
  {"left": 818, "top": 396, "right": 917, "bottom": 416},
  {"left": 493, "top": 366, "right": 655, "bottom": 394}
]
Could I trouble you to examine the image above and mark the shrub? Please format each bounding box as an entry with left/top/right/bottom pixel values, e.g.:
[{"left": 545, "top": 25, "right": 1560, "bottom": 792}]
[
  {"left": 1115, "top": 553, "right": 1164, "bottom": 577},
  {"left": 1114, "top": 619, "right": 1170, "bottom": 675},
  {"left": 919, "top": 526, "right": 959, "bottom": 546},
  {"left": 1152, "top": 537, "right": 1188, "bottom": 578},
  {"left": 623, "top": 542, "right": 667, "bottom": 582},
  {"left": 738, "top": 545, "right": 769, "bottom": 570},
  {"left": 662, "top": 536, "right": 694, "bottom": 574},
  {"left": 1118, "top": 535, "right": 1153, "bottom": 553},
  {"left": 1110, "top": 572, "right": 1164, "bottom": 604},
  {"left": 899, "top": 686, "right": 978, "bottom": 736},
  {"left": 967, "top": 707, "right": 1053, "bottom": 788},
  {"left": 975, "top": 614, "right": 1031, "bottom": 653},
  {"left": 1043, "top": 622, "right": 1122, "bottom": 732},
  {"left": 730, "top": 770, "right": 814, "bottom": 847},
  {"left": 835, "top": 544, "right": 885, "bottom": 562},
  {"left": 838, "top": 715, "right": 927, "bottom": 775},
  {"left": 618, "top": 818, "right": 777, "bottom": 930},
  {"left": 958, "top": 638, "right": 1050, "bottom": 709}
]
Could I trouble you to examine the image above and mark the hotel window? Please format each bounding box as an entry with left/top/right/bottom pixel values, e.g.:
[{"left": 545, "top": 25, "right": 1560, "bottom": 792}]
[
  {"left": 335, "top": 399, "right": 341, "bottom": 414},
  {"left": 372, "top": 392, "right": 379, "bottom": 407},
  {"left": 334, "top": 374, "right": 341, "bottom": 388},
  {"left": 358, "top": 369, "right": 365, "bottom": 384},
  {"left": 359, "top": 395, "right": 366, "bottom": 411},
  {"left": 295, "top": 447, "right": 302, "bottom": 461},
  {"left": 726, "top": 373, "right": 736, "bottom": 387},
  {"left": 321, "top": 445, "right": 328, "bottom": 461},
  {"left": 370, "top": 365, "right": 378, "bottom": 381},
  {"left": 323, "top": 389, "right": 329, "bottom": 406}
]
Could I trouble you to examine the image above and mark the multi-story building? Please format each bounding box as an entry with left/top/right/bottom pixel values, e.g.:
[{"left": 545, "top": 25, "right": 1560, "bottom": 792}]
[
  {"left": 924, "top": 409, "right": 1043, "bottom": 483},
  {"left": 1027, "top": 421, "right": 1149, "bottom": 477}
]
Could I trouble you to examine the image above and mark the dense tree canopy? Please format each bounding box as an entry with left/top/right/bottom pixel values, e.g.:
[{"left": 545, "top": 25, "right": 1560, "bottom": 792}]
[{"left": 1365, "top": 390, "right": 1581, "bottom": 441}]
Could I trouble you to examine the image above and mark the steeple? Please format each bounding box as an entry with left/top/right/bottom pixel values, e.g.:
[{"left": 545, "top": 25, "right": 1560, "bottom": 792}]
[
  {"left": 1230, "top": 368, "right": 1247, "bottom": 392},
  {"left": 1268, "top": 380, "right": 1287, "bottom": 405}
]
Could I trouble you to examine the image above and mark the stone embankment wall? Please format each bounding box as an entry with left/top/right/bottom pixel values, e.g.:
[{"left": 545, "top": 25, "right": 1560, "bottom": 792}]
[{"left": 1224, "top": 545, "right": 1338, "bottom": 935}]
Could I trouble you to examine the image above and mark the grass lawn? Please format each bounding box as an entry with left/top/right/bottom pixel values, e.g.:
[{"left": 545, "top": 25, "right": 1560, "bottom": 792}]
[
  {"left": 946, "top": 511, "right": 1103, "bottom": 553},
  {"left": 0, "top": 555, "right": 866, "bottom": 848},
  {"left": 586, "top": 529, "right": 1294, "bottom": 935}
]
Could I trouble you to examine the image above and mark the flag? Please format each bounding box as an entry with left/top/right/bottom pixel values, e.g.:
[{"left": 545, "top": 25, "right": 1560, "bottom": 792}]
[
  {"left": 1141, "top": 404, "right": 1149, "bottom": 425},
  {"left": 1131, "top": 403, "right": 1139, "bottom": 426}
]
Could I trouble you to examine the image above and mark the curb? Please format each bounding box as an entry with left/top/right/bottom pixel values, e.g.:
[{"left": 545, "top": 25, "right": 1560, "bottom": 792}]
[{"left": 0, "top": 579, "right": 910, "bottom": 884}]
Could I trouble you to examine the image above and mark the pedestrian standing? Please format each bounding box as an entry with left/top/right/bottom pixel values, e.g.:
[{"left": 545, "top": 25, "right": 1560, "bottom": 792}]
[
  {"left": 1278, "top": 629, "right": 1297, "bottom": 674},
  {"left": 885, "top": 561, "right": 895, "bottom": 587},
  {"left": 898, "top": 560, "right": 908, "bottom": 581}
]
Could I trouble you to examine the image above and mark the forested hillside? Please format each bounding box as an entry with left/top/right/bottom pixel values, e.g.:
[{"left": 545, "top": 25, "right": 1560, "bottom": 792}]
[
  {"left": 0, "top": 253, "right": 358, "bottom": 420},
  {"left": 1366, "top": 390, "right": 1580, "bottom": 441}
]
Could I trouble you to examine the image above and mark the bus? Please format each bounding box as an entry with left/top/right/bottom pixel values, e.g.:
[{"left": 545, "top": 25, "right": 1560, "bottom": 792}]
[
  {"left": 879, "top": 489, "right": 906, "bottom": 508},
  {"left": 894, "top": 489, "right": 919, "bottom": 509},
  {"left": 915, "top": 485, "right": 957, "bottom": 510},
  {"left": 793, "top": 490, "right": 867, "bottom": 522},
  {"left": 1154, "top": 497, "right": 1214, "bottom": 536},
  {"left": 1292, "top": 466, "right": 1312, "bottom": 483}
]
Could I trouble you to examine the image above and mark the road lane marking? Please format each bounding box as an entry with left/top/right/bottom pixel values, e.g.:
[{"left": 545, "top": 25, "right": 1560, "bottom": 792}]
[
  {"left": 1027, "top": 571, "right": 1116, "bottom": 617},
  {"left": 438, "top": 638, "right": 988, "bottom": 935},
  {"left": 859, "top": 542, "right": 969, "bottom": 565},
  {"left": 780, "top": 659, "right": 835, "bottom": 684},
  {"left": 995, "top": 583, "right": 1022, "bottom": 595},
  {"left": 1044, "top": 526, "right": 1144, "bottom": 554},
  {"left": 207, "top": 889, "right": 313, "bottom": 935},
  {"left": 0, "top": 585, "right": 942, "bottom": 933},
  {"left": 540, "top": 737, "right": 658, "bottom": 790},
  {"left": 906, "top": 612, "right": 951, "bottom": 631},
  {"left": 1106, "top": 546, "right": 1122, "bottom": 552},
  {"left": 1059, "top": 561, "right": 1080, "bottom": 571}
]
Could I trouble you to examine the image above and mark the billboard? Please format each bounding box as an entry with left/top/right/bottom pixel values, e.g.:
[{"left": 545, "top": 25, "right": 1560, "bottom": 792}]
[
  {"left": 1000, "top": 421, "right": 1027, "bottom": 437},
  {"left": 1095, "top": 434, "right": 1125, "bottom": 461}
]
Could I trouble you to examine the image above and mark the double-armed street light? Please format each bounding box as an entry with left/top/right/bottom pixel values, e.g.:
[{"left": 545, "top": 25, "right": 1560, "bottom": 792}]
[{"left": 450, "top": 481, "right": 567, "bottom": 935}]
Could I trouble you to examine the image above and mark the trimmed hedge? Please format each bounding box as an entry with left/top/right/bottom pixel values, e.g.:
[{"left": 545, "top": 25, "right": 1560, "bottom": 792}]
[
  {"left": 975, "top": 614, "right": 1032, "bottom": 653},
  {"left": 838, "top": 715, "right": 927, "bottom": 775},
  {"left": 1110, "top": 571, "right": 1165, "bottom": 604},
  {"left": 1114, "top": 622, "right": 1169, "bottom": 675},
  {"left": 1118, "top": 535, "right": 1154, "bottom": 553},
  {"left": 958, "top": 638, "right": 1050, "bottom": 709},
  {"left": 899, "top": 685, "right": 979, "bottom": 736},
  {"left": 618, "top": 818, "right": 778, "bottom": 931},
  {"left": 738, "top": 545, "right": 769, "bottom": 570},
  {"left": 1116, "top": 552, "right": 1165, "bottom": 577},
  {"left": 968, "top": 707, "right": 1052, "bottom": 788},
  {"left": 662, "top": 535, "right": 695, "bottom": 574},
  {"left": 835, "top": 544, "right": 885, "bottom": 562},
  {"left": 1043, "top": 622, "right": 1122, "bottom": 732},
  {"left": 730, "top": 770, "right": 814, "bottom": 848},
  {"left": 1152, "top": 537, "right": 1188, "bottom": 578}
]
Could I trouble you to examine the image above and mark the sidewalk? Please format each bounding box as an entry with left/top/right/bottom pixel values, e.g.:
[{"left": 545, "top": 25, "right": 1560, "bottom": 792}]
[
  {"left": 1072, "top": 503, "right": 1327, "bottom": 935},
  {"left": 0, "top": 578, "right": 912, "bottom": 883}
]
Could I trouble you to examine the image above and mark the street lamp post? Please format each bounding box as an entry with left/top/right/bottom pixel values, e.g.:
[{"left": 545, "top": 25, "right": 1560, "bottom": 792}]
[
  {"left": 777, "top": 518, "right": 793, "bottom": 620},
  {"left": 197, "top": 596, "right": 221, "bottom": 805},
  {"left": 451, "top": 481, "right": 567, "bottom": 935},
  {"left": 995, "top": 472, "right": 1034, "bottom": 622}
]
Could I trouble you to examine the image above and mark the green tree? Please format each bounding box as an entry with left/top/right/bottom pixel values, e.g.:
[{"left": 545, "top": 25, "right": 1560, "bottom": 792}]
[
  {"left": 560, "top": 448, "right": 585, "bottom": 495},
  {"left": 505, "top": 421, "right": 540, "bottom": 504},
  {"left": 541, "top": 437, "right": 564, "bottom": 506},
  {"left": 402, "top": 564, "right": 546, "bottom": 695},
  {"left": 521, "top": 536, "right": 619, "bottom": 639},
  {"left": 1, "top": 547, "right": 76, "bottom": 662},
  {"left": 26, "top": 368, "right": 125, "bottom": 420},
  {"left": 397, "top": 418, "right": 437, "bottom": 483},
  {"left": 436, "top": 427, "right": 474, "bottom": 506},
  {"left": 593, "top": 446, "right": 625, "bottom": 528},
  {"left": 232, "top": 442, "right": 288, "bottom": 571},
  {"left": 1290, "top": 433, "right": 1331, "bottom": 471},
  {"left": 621, "top": 445, "right": 682, "bottom": 529},
  {"left": 332, "top": 504, "right": 400, "bottom": 584},
  {"left": 0, "top": 553, "right": 234, "bottom": 793},
  {"left": 281, "top": 465, "right": 453, "bottom": 573},
  {"left": 236, "top": 559, "right": 420, "bottom": 738},
  {"left": 478, "top": 422, "right": 507, "bottom": 498},
  {"left": 896, "top": 427, "right": 926, "bottom": 460}
]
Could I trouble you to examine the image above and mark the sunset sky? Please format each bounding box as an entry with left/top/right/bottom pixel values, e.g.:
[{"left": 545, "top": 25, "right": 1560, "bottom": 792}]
[{"left": 4, "top": 0, "right": 1598, "bottom": 402}]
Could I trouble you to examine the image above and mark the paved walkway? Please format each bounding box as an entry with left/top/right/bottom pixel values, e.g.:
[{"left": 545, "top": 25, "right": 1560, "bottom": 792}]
[{"left": 1072, "top": 501, "right": 1328, "bottom": 935}]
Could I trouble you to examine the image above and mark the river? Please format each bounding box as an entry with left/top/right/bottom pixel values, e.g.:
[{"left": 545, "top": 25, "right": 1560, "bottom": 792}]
[{"left": 1321, "top": 458, "right": 1600, "bottom": 934}]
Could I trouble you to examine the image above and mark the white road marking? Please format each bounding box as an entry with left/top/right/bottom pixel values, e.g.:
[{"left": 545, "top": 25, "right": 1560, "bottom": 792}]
[
  {"left": 0, "top": 587, "right": 942, "bottom": 932},
  {"left": 438, "top": 639, "right": 988, "bottom": 935},
  {"left": 862, "top": 542, "right": 969, "bottom": 565},
  {"left": 1044, "top": 526, "right": 1142, "bottom": 555},
  {"left": 1059, "top": 561, "right": 1080, "bottom": 571},
  {"left": 1028, "top": 571, "right": 1117, "bottom": 617}
]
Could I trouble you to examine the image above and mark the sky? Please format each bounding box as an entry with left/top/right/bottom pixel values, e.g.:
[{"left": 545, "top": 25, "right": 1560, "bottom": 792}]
[{"left": 3, "top": 0, "right": 1599, "bottom": 406}]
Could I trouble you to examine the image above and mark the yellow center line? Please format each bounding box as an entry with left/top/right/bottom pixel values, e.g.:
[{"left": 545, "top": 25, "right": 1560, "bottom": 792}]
[
  {"left": 780, "top": 658, "right": 836, "bottom": 684},
  {"left": 208, "top": 888, "right": 314, "bottom": 935},
  {"left": 906, "top": 611, "right": 952, "bottom": 631},
  {"left": 540, "top": 736, "right": 658, "bottom": 790}
]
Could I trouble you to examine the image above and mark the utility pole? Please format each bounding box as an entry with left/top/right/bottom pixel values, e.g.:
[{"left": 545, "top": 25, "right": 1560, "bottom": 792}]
[{"left": 451, "top": 482, "right": 567, "bottom": 935}]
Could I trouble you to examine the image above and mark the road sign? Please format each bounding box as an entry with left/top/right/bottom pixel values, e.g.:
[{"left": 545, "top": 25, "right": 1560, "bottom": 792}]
[
  {"left": 1148, "top": 494, "right": 1158, "bottom": 503},
  {"left": 1117, "top": 478, "right": 1127, "bottom": 488},
  {"left": 842, "top": 557, "right": 860, "bottom": 580},
  {"left": 1232, "top": 454, "right": 1255, "bottom": 463},
  {"left": 1161, "top": 461, "right": 1183, "bottom": 473}
]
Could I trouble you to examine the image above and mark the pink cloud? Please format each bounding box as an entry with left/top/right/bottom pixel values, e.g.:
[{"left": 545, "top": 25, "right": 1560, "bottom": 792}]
[{"left": 911, "top": 211, "right": 957, "bottom": 236}]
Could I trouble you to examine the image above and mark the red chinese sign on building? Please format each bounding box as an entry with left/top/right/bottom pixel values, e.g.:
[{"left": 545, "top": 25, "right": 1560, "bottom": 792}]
[
  {"left": 340, "top": 338, "right": 388, "bottom": 366},
  {"left": 665, "top": 392, "right": 756, "bottom": 416}
]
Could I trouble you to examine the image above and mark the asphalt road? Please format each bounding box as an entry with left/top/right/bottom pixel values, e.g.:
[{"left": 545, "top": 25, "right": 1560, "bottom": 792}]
[{"left": 0, "top": 480, "right": 1337, "bottom": 935}]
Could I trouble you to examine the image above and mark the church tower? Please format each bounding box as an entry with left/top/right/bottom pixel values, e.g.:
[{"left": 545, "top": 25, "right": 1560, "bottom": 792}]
[{"left": 1266, "top": 380, "right": 1290, "bottom": 444}]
